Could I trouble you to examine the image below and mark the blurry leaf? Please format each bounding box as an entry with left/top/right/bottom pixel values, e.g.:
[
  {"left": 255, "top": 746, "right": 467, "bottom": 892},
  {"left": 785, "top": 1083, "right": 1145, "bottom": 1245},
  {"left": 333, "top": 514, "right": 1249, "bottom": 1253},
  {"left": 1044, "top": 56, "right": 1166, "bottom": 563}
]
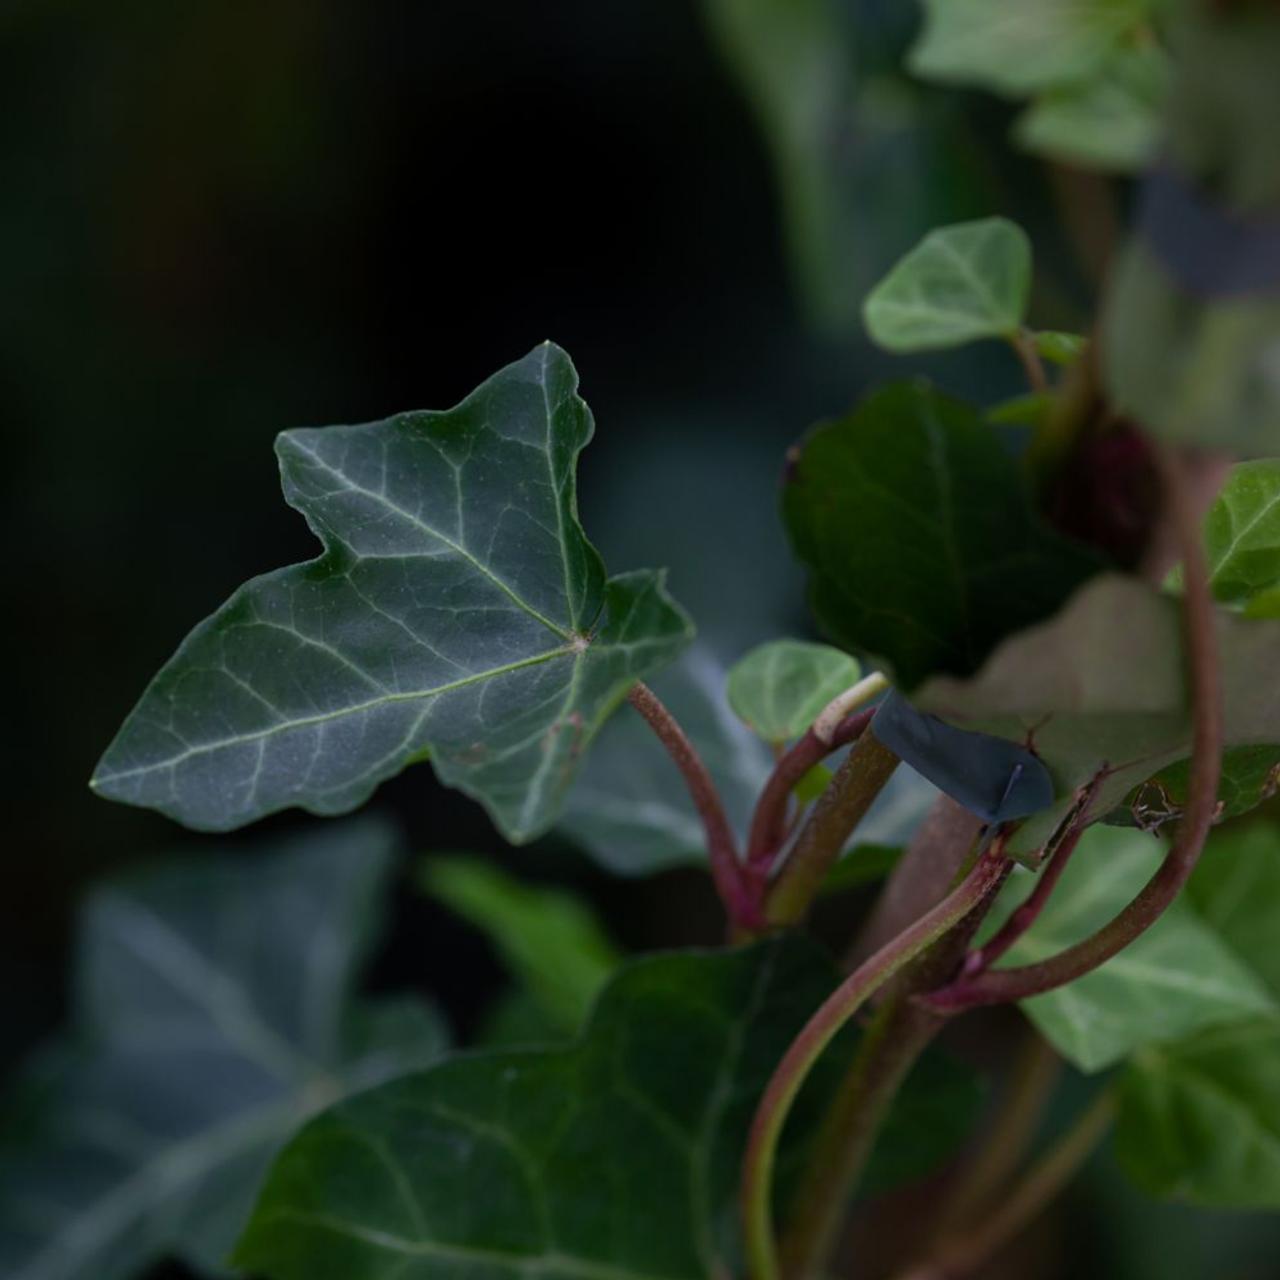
[
  {"left": 92, "top": 343, "right": 692, "bottom": 843},
  {"left": 1118, "top": 1018, "right": 1280, "bottom": 1207},
  {"left": 987, "top": 826, "right": 1274, "bottom": 1072},
  {"left": 863, "top": 218, "right": 1031, "bottom": 352},
  {"left": 420, "top": 857, "right": 620, "bottom": 1033},
  {"left": 0, "top": 822, "right": 447, "bottom": 1280},
  {"left": 235, "top": 938, "right": 982, "bottom": 1280},
  {"left": 1246, "top": 587, "right": 1280, "bottom": 619},
  {"left": 475, "top": 991, "right": 566, "bottom": 1050},
  {"left": 910, "top": 0, "right": 1153, "bottom": 97},
  {"left": 1014, "top": 45, "right": 1170, "bottom": 173},
  {"left": 794, "top": 762, "right": 833, "bottom": 804},
  {"left": 727, "top": 639, "right": 861, "bottom": 743},
  {"left": 986, "top": 391, "right": 1054, "bottom": 428},
  {"left": 783, "top": 381, "right": 1103, "bottom": 689},
  {"left": 1102, "top": 11, "right": 1280, "bottom": 455},
  {"left": 914, "top": 575, "right": 1280, "bottom": 859},
  {"left": 702, "top": 0, "right": 988, "bottom": 330},
  {"left": 1187, "top": 823, "right": 1280, "bottom": 999},
  {"left": 821, "top": 843, "right": 903, "bottom": 897},
  {"left": 1113, "top": 744, "right": 1280, "bottom": 832},
  {"left": 1034, "top": 331, "right": 1089, "bottom": 365}
]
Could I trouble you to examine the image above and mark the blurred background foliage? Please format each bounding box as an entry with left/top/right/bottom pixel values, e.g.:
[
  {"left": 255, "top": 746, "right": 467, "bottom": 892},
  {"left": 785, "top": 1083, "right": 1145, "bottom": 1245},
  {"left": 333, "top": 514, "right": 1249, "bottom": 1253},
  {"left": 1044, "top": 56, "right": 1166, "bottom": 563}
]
[{"left": 3, "top": 1, "right": 1277, "bottom": 1277}]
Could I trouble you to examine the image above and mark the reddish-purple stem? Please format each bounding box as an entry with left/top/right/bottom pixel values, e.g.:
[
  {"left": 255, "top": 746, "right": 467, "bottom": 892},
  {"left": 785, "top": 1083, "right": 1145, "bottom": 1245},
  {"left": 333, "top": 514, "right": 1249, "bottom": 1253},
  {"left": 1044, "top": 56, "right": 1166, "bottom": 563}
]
[{"left": 627, "top": 682, "right": 760, "bottom": 929}]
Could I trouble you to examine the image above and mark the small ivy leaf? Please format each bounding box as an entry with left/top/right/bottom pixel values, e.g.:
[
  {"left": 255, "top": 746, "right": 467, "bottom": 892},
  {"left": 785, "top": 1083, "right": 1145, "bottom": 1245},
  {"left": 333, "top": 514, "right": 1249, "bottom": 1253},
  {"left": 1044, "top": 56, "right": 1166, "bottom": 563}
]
[
  {"left": 727, "top": 639, "right": 861, "bottom": 744},
  {"left": 419, "top": 856, "right": 620, "bottom": 1035},
  {"left": 1014, "top": 45, "right": 1170, "bottom": 174},
  {"left": 870, "top": 689, "right": 1053, "bottom": 823},
  {"left": 913, "top": 575, "right": 1280, "bottom": 861},
  {"left": 863, "top": 218, "right": 1032, "bottom": 352},
  {"left": 1033, "top": 331, "right": 1088, "bottom": 366},
  {"left": 783, "top": 381, "right": 1104, "bottom": 689},
  {"left": 909, "top": 0, "right": 1155, "bottom": 98},
  {"left": 983, "top": 826, "right": 1275, "bottom": 1072},
  {"left": 1111, "top": 743, "right": 1280, "bottom": 832},
  {"left": 90, "top": 344, "right": 693, "bottom": 843},
  {"left": 1118, "top": 1018, "right": 1280, "bottom": 1208},
  {"left": 233, "top": 938, "right": 984, "bottom": 1280},
  {"left": 0, "top": 822, "right": 447, "bottom": 1280},
  {"left": 1202, "top": 460, "right": 1280, "bottom": 607},
  {"left": 986, "top": 391, "right": 1055, "bottom": 429}
]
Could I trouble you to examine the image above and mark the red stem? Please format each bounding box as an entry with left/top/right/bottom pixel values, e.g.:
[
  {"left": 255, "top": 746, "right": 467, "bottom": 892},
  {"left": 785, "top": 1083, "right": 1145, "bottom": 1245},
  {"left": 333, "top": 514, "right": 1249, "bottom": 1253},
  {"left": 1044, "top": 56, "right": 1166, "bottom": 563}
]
[
  {"left": 923, "top": 447, "right": 1222, "bottom": 1012},
  {"left": 962, "top": 772, "right": 1105, "bottom": 974},
  {"left": 627, "top": 682, "right": 760, "bottom": 929}
]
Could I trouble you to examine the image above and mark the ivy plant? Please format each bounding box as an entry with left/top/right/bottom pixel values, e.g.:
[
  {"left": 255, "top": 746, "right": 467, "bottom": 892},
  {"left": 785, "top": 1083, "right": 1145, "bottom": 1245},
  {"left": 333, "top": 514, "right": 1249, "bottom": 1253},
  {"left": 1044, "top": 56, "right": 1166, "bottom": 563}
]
[{"left": 7, "top": 2, "right": 1280, "bottom": 1279}]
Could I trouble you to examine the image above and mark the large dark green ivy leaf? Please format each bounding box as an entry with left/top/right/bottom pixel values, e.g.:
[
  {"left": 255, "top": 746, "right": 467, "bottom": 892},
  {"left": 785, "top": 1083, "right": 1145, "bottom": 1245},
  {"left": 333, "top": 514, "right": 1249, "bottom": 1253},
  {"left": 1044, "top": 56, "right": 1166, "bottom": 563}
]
[
  {"left": 0, "top": 822, "right": 447, "bottom": 1280},
  {"left": 782, "top": 381, "right": 1103, "bottom": 689},
  {"left": 235, "top": 938, "right": 982, "bottom": 1280},
  {"left": 914, "top": 575, "right": 1280, "bottom": 858},
  {"left": 91, "top": 344, "right": 692, "bottom": 842}
]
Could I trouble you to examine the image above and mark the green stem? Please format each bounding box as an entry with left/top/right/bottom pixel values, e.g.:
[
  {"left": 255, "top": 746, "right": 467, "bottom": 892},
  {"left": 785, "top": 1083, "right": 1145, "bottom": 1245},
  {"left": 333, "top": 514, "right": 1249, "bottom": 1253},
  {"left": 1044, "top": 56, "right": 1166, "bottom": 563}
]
[
  {"left": 765, "top": 733, "right": 900, "bottom": 926},
  {"left": 741, "top": 842, "right": 1010, "bottom": 1280}
]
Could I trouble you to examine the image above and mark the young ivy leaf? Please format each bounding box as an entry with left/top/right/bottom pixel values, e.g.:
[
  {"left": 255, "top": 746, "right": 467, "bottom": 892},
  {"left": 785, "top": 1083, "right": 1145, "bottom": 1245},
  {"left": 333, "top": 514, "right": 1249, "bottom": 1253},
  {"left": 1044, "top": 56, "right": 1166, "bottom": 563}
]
[
  {"left": 909, "top": 0, "right": 1154, "bottom": 98},
  {"left": 983, "top": 825, "right": 1275, "bottom": 1073},
  {"left": 726, "top": 639, "right": 861, "bottom": 744},
  {"left": 783, "top": 380, "right": 1103, "bottom": 689},
  {"left": 0, "top": 821, "right": 447, "bottom": 1280},
  {"left": 862, "top": 218, "right": 1032, "bottom": 352},
  {"left": 1202, "top": 459, "right": 1280, "bottom": 607},
  {"left": 234, "top": 937, "right": 983, "bottom": 1280},
  {"left": 90, "top": 344, "right": 692, "bottom": 843}
]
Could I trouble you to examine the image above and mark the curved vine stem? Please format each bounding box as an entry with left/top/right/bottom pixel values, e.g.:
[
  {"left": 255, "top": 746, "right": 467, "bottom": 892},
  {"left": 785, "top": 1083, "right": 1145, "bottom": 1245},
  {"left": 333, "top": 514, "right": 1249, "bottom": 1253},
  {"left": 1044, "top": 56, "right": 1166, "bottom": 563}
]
[
  {"left": 924, "top": 445, "right": 1222, "bottom": 1012},
  {"left": 627, "top": 682, "right": 758, "bottom": 929},
  {"left": 740, "top": 841, "right": 1011, "bottom": 1280}
]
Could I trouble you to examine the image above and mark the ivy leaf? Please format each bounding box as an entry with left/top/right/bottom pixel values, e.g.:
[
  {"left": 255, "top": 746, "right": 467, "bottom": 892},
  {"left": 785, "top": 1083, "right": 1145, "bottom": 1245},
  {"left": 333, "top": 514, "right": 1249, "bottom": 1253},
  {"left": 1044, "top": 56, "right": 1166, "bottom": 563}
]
[
  {"left": 783, "top": 381, "right": 1103, "bottom": 689},
  {"left": 987, "top": 826, "right": 1275, "bottom": 1072},
  {"left": 913, "top": 575, "right": 1280, "bottom": 859},
  {"left": 727, "top": 639, "right": 861, "bottom": 744},
  {"left": 235, "top": 938, "right": 982, "bottom": 1280},
  {"left": 1014, "top": 46, "right": 1170, "bottom": 174},
  {"left": 90, "top": 343, "right": 692, "bottom": 843},
  {"left": 1112, "top": 744, "right": 1280, "bottom": 832},
  {"left": 1187, "top": 823, "right": 1280, "bottom": 1001},
  {"left": 1118, "top": 1018, "right": 1280, "bottom": 1208},
  {"left": 1203, "top": 460, "right": 1280, "bottom": 606},
  {"left": 862, "top": 218, "right": 1031, "bottom": 352},
  {"left": 420, "top": 856, "right": 620, "bottom": 1034},
  {"left": 909, "top": 0, "right": 1153, "bottom": 98},
  {"left": 1033, "top": 331, "right": 1088, "bottom": 366},
  {"left": 0, "top": 822, "right": 447, "bottom": 1280}
]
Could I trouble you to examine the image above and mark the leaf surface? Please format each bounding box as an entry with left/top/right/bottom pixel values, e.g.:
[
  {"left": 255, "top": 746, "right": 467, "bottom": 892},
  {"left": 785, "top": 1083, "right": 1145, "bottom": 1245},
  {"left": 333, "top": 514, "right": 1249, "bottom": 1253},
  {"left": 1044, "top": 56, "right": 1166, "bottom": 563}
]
[
  {"left": 910, "top": 0, "right": 1153, "bottom": 97},
  {"left": 91, "top": 344, "right": 692, "bottom": 842},
  {"left": 726, "top": 640, "right": 861, "bottom": 744},
  {"left": 783, "top": 381, "right": 1103, "bottom": 689},
  {"left": 1117, "top": 1018, "right": 1280, "bottom": 1208},
  {"left": 988, "top": 826, "right": 1275, "bottom": 1072},
  {"left": 0, "top": 822, "right": 446, "bottom": 1280},
  {"left": 862, "top": 218, "right": 1031, "bottom": 351},
  {"left": 235, "top": 938, "right": 981, "bottom": 1280}
]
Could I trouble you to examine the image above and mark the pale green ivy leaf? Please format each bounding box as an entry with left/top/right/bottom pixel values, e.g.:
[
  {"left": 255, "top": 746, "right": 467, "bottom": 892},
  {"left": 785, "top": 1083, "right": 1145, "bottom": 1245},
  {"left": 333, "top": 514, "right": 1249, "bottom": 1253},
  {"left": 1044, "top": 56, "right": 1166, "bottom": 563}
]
[
  {"left": 727, "top": 639, "right": 861, "bottom": 744},
  {"left": 863, "top": 218, "right": 1032, "bottom": 352}
]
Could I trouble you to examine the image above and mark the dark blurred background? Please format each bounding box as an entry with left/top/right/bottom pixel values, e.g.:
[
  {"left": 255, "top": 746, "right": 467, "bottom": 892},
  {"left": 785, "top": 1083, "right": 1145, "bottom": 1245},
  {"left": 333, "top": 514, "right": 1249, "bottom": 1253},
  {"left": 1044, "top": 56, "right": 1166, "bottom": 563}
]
[{"left": 6, "top": 2, "right": 1272, "bottom": 1277}]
